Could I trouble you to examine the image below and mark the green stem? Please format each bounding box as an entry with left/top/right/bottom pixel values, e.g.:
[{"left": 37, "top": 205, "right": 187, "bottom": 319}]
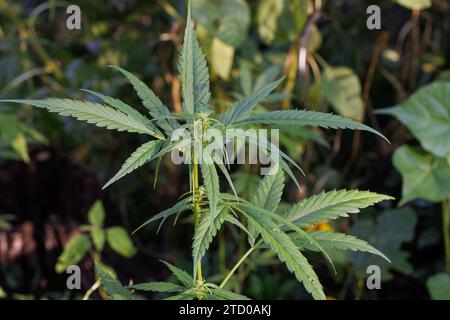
[
  {"left": 192, "top": 162, "right": 202, "bottom": 282},
  {"left": 219, "top": 240, "right": 262, "bottom": 289},
  {"left": 442, "top": 199, "right": 450, "bottom": 275}
]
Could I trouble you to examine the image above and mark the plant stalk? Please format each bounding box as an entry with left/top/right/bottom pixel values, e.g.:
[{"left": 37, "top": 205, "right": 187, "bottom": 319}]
[
  {"left": 442, "top": 199, "right": 450, "bottom": 275},
  {"left": 219, "top": 240, "right": 262, "bottom": 289},
  {"left": 192, "top": 161, "right": 202, "bottom": 282}
]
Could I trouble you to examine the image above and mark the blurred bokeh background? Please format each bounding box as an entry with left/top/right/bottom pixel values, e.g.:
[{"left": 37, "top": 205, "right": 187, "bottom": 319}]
[{"left": 0, "top": 0, "right": 449, "bottom": 300}]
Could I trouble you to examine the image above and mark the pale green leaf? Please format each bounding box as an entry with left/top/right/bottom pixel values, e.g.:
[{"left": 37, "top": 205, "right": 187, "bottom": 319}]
[
  {"left": 286, "top": 189, "right": 393, "bottom": 227},
  {"left": 237, "top": 205, "right": 325, "bottom": 300},
  {"left": 211, "top": 37, "right": 235, "bottom": 80},
  {"left": 220, "top": 78, "right": 284, "bottom": 125},
  {"left": 236, "top": 109, "right": 389, "bottom": 142},
  {"left": 110, "top": 66, "right": 178, "bottom": 133},
  {"left": 248, "top": 170, "right": 285, "bottom": 245},
  {"left": 103, "top": 140, "right": 164, "bottom": 189},
  {"left": 394, "top": 0, "right": 431, "bottom": 10},
  {"left": 82, "top": 89, "right": 163, "bottom": 138},
  {"left": 3, "top": 99, "right": 157, "bottom": 136},
  {"left": 88, "top": 200, "right": 105, "bottom": 227},
  {"left": 201, "top": 161, "right": 220, "bottom": 216},
  {"left": 91, "top": 229, "right": 105, "bottom": 252},
  {"left": 179, "top": 1, "right": 211, "bottom": 113},
  {"left": 56, "top": 235, "right": 91, "bottom": 273},
  {"left": 294, "top": 231, "right": 389, "bottom": 262},
  {"left": 106, "top": 227, "right": 137, "bottom": 258},
  {"left": 192, "top": 206, "right": 228, "bottom": 276}
]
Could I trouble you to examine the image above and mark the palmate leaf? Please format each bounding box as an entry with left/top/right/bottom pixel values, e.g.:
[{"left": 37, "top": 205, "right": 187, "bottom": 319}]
[
  {"left": 235, "top": 109, "right": 389, "bottom": 142},
  {"left": 286, "top": 189, "right": 394, "bottom": 227},
  {"left": 220, "top": 77, "right": 284, "bottom": 125},
  {"left": 192, "top": 206, "right": 228, "bottom": 276},
  {"left": 233, "top": 131, "right": 303, "bottom": 189},
  {"left": 3, "top": 99, "right": 159, "bottom": 136},
  {"left": 238, "top": 202, "right": 336, "bottom": 275},
  {"left": 293, "top": 231, "right": 390, "bottom": 262},
  {"left": 237, "top": 204, "right": 325, "bottom": 300},
  {"left": 103, "top": 140, "right": 165, "bottom": 189},
  {"left": 82, "top": 89, "right": 163, "bottom": 138},
  {"left": 111, "top": 66, "right": 178, "bottom": 133},
  {"left": 248, "top": 169, "right": 285, "bottom": 245},
  {"left": 133, "top": 196, "right": 192, "bottom": 234},
  {"left": 179, "top": 1, "right": 211, "bottom": 113},
  {"left": 208, "top": 287, "right": 250, "bottom": 300},
  {"left": 161, "top": 261, "right": 195, "bottom": 288},
  {"left": 200, "top": 158, "right": 220, "bottom": 216},
  {"left": 250, "top": 169, "right": 284, "bottom": 213},
  {"left": 131, "top": 282, "right": 185, "bottom": 293}
]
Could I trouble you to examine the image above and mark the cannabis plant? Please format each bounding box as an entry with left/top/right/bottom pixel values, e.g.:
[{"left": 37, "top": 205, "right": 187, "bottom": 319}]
[{"left": 1, "top": 1, "right": 393, "bottom": 300}]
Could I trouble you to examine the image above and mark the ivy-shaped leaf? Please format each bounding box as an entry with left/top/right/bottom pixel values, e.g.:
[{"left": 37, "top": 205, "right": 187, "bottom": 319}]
[{"left": 393, "top": 145, "right": 450, "bottom": 205}]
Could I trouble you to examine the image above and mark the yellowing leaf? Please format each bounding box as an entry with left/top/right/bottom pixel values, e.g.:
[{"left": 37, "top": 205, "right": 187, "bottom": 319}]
[
  {"left": 211, "top": 37, "right": 234, "bottom": 80},
  {"left": 322, "top": 66, "right": 365, "bottom": 122}
]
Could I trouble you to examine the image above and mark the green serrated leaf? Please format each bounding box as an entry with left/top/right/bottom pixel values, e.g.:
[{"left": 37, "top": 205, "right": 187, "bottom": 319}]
[
  {"left": 220, "top": 78, "right": 284, "bottom": 125},
  {"left": 294, "top": 231, "right": 389, "bottom": 262},
  {"left": 110, "top": 66, "right": 178, "bottom": 133},
  {"left": 82, "top": 89, "right": 163, "bottom": 138},
  {"left": 236, "top": 109, "right": 389, "bottom": 142},
  {"left": 236, "top": 204, "right": 325, "bottom": 300},
  {"left": 131, "top": 282, "right": 184, "bottom": 293},
  {"left": 103, "top": 140, "right": 164, "bottom": 189},
  {"left": 2, "top": 99, "right": 156, "bottom": 136},
  {"left": 209, "top": 287, "right": 251, "bottom": 300},
  {"left": 286, "top": 189, "right": 393, "bottom": 227},
  {"left": 133, "top": 196, "right": 192, "bottom": 234},
  {"left": 178, "top": 1, "right": 211, "bottom": 113},
  {"left": 201, "top": 161, "right": 220, "bottom": 216},
  {"left": 248, "top": 170, "right": 285, "bottom": 245},
  {"left": 161, "top": 260, "right": 194, "bottom": 288},
  {"left": 193, "top": 206, "right": 228, "bottom": 276}
]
